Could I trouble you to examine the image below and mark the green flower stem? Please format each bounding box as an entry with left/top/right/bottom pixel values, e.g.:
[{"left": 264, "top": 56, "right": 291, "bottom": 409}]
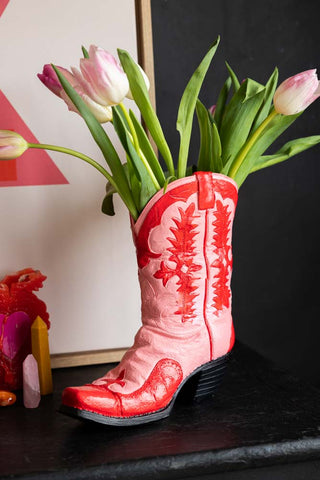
[
  {"left": 119, "top": 102, "right": 140, "bottom": 151},
  {"left": 28, "top": 142, "right": 139, "bottom": 220},
  {"left": 228, "top": 108, "right": 278, "bottom": 179},
  {"left": 118, "top": 102, "right": 161, "bottom": 190},
  {"left": 138, "top": 149, "right": 161, "bottom": 187},
  {"left": 126, "top": 129, "right": 162, "bottom": 187},
  {"left": 28, "top": 142, "right": 116, "bottom": 185}
]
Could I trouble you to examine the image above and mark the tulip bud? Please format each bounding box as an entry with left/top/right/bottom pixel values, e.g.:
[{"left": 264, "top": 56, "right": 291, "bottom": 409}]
[
  {"left": 38, "top": 64, "right": 112, "bottom": 123},
  {"left": 208, "top": 104, "right": 216, "bottom": 116},
  {"left": 274, "top": 69, "right": 320, "bottom": 115},
  {"left": 38, "top": 64, "right": 75, "bottom": 97},
  {"left": 79, "top": 45, "right": 129, "bottom": 106},
  {"left": 0, "top": 131, "right": 28, "bottom": 160}
]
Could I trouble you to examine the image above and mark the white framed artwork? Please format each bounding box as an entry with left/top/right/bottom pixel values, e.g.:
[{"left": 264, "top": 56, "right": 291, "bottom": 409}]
[{"left": 0, "top": 0, "right": 156, "bottom": 367}]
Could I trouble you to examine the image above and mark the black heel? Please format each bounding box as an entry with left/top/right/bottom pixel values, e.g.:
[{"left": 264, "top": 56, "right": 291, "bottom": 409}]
[{"left": 191, "top": 353, "right": 230, "bottom": 402}]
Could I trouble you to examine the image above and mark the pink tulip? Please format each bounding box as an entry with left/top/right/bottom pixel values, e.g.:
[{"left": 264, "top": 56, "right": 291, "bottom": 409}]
[
  {"left": 38, "top": 64, "right": 75, "bottom": 97},
  {"left": 38, "top": 64, "right": 112, "bottom": 123},
  {"left": 273, "top": 69, "right": 320, "bottom": 115},
  {"left": 79, "top": 45, "right": 129, "bottom": 106},
  {"left": 0, "top": 130, "right": 28, "bottom": 160}
]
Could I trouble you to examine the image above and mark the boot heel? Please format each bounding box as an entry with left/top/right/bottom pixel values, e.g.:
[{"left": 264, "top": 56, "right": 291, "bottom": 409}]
[{"left": 192, "top": 353, "right": 230, "bottom": 402}]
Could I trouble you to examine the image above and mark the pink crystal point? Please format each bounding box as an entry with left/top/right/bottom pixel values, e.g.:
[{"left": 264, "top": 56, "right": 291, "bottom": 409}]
[{"left": 23, "top": 354, "right": 40, "bottom": 408}]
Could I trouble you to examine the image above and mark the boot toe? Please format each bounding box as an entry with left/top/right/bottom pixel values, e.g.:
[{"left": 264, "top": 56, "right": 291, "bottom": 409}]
[{"left": 62, "top": 384, "right": 121, "bottom": 417}]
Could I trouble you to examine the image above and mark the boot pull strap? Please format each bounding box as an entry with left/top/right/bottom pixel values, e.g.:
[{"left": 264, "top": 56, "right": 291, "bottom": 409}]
[{"left": 195, "top": 172, "right": 215, "bottom": 210}]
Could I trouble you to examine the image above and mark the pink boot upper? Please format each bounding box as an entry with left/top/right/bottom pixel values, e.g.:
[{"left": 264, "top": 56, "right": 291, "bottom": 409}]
[{"left": 91, "top": 172, "right": 238, "bottom": 396}]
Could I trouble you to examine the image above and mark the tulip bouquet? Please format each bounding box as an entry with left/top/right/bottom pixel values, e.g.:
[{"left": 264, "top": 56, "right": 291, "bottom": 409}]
[{"left": 1, "top": 37, "right": 320, "bottom": 222}]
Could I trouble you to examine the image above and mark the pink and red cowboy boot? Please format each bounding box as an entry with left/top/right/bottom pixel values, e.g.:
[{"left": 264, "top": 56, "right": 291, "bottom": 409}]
[{"left": 61, "top": 172, "right": 238, "bottom": 425}]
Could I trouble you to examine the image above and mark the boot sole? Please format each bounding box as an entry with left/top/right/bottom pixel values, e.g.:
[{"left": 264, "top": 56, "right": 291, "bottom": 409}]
[{"left": 59, "top": 352, "right": 230, "bottom": 426}]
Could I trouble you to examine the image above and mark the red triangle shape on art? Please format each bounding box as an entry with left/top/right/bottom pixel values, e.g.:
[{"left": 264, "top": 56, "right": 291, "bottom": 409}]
[
  {"left": 0, "top": 0, "right": 10, "bottom": 17},
  {"left": 0, "top": 90, "right": 69, "bottom": 187}
]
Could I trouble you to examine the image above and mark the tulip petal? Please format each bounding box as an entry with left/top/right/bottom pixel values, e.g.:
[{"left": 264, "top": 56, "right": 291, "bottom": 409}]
[
  {"left": 79, "top": 46, "right": 129, "bottom": 106},
  {"left": 274, "top": 69, "right": 320, "bottom": 115}
]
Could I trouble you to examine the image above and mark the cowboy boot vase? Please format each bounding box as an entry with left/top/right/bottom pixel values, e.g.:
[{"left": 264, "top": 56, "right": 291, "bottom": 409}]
[{"left": 61, "top": 171, "right": 238, "bottom": 426}]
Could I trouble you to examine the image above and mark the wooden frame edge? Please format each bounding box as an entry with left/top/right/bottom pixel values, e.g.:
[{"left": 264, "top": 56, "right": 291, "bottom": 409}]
[
  {"left": 51, "top": 348, "right": 128, "bottom": 369},
  {"left": 135, "top": 0, "right": 156, "bottom": 111}
]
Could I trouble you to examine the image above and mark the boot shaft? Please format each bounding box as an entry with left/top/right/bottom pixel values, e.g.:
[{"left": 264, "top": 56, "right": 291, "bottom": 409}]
[{"left": 132, "top": 172, "right": 238, "bottom": 357}]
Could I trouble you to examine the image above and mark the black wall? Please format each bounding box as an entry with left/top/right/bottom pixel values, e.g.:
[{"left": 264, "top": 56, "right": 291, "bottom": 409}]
[{"left": 151, "top": 0, "right": 320, "bottom": 381}]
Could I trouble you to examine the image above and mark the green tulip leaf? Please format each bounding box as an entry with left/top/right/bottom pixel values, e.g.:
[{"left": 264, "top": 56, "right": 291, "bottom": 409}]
[
  {"left": 112, "top": 108, "right": 146, "bottom": 207},
  {"left": 213, "top": 76, "right": 232, "bottom": 130},
  {"left": 212, "top": 122, "right": 223, "bottom": 172},
  {"left": 81, "top": 46, "right": 89, "bottom": 59},
  {"left": 53, "top": 65, "right": 138, "bottom": 220},
  {"left": 186, "top": 164, "right": 197, "bottom": 176},
  {"left": 176, "top": 36, "right": 220, "bottom": 178},
  {"left": 221, "top": 154, "right": 233, "bottom": 176},
  {"left": 232, "top": 112, "right": 301, "bottom": 187},
  {"left": 126, "top": 155, "right": 141, "bottom": 209},
  {"left": 251, "top": 135, "right": 320, "bottom": 172},
  {"left": 163, "top": 164, "right": 195, "bottom": 179},
  {"left": 114, "top": 104, "right": 130, "bottom": 130},
  {"left": 163, "top": 175, "right": 177, "bottom": 193},
  {"left": 101, "top": 193, "right": 115, "bottom": 216},
  {"left": 101, "top": 163, "right": 132, "bottom": 216},
  {"left": 220, "top": 79, "right": 265, "bottom": 166},
  {"left": 251, "top": 67, "right": 279, "bottom": 133},
  {"left": 225, "top": 62, "right": 240, "bottom": 92},
  {"left": 196, "top": 99, "right": 213, "bottom": 172},
  {"left": 112, "top": 106, "right": 157, "bottom": 210},
  {"left": 129, "top": 109, "right": 166, "bottom": 186},
  {"left": 118, "top": 49, "right": 174, "bottom": 177}
]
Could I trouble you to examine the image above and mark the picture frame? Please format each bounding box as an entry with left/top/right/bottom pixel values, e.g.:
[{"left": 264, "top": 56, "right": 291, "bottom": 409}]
[{"left": 0, "top": 0, "right": 156, "bottom": 368}]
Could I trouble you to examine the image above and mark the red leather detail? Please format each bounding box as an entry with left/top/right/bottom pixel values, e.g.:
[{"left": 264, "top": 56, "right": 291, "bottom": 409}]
[
  {"left": 196, "top": 172, "right": 215, "bottom": 210},
  {"left": 62, "top": 359, "right": 183, "bottom": 418},
  {"left": 195, "top": 172, "right": 238, "bottom": 210},
  {"left": 211, "top": 200, "right": 232, "bottom": 311},
  {"left": 228, "top": 323, "right": 235, "bottom": 352},
  {"left": 212, "top": 178, "right": 238, "bottom": 207},
  {"left": 62, "top": 384, "right": 122, "bottom": 416},
  {"left": 203, "top": 210, "right": 213, "bottom": 359},
  {"left": 154, "top": 203, "right": 202, "bottom": 322},
  {"left": 134, "top": 182, "right": 197, "bottom": 269},
  {"left": 120, "top": 359, "right": 183, "bottom": 416}
]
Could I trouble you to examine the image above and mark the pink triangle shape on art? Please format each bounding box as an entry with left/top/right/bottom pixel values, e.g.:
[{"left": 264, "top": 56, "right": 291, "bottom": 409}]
[
  {"left": 0, "top": 0, "right": 10, "bottom": 17},
  {"left": 0, "top": 90, "right": 69, "bottom": 187}
]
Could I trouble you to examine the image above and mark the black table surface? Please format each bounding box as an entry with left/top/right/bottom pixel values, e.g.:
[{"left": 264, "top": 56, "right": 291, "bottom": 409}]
[{"left": 1, "top": 342, "right": 320, "bottom": 480}]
